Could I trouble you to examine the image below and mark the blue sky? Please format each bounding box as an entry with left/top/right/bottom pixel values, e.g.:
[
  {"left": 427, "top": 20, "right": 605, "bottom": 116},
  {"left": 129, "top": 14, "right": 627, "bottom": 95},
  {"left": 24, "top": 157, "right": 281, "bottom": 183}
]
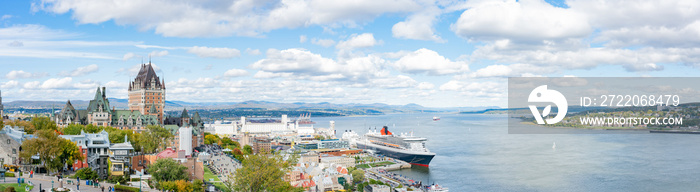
[{"left": 1, "top": 0, "right": 700, "bottom": 108}]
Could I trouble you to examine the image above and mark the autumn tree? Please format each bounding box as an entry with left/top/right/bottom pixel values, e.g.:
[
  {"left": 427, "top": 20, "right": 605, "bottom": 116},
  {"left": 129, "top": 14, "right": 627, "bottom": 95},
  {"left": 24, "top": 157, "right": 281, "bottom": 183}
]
[
  {"left": 204, "top": 134, "right": 218, "bottom": 145},
  {"left": 31, "top": 116, "right": 58, "bottom": 132},
  {"left": 20, "top": 130, "right": 82, "bottom": 174},
  {"left": 6, "top": 119, "right": 34, "bottom": 133}
]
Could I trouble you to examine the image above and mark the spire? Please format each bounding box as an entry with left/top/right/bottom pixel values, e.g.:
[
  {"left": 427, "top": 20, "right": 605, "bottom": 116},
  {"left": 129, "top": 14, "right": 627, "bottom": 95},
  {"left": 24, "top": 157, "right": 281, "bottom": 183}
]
[
  {"left": 94, "top": 87, "right": 102, "bottom": 100},
  {"left": 181, "top": 108, "right": 189, "bottom": 118}
]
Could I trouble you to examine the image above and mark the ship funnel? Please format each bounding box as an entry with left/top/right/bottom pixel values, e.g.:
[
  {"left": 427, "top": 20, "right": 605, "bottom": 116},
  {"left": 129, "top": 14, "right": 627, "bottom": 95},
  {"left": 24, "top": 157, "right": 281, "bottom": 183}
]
[{"left": 380, "top": 126, "right": 393, "bottom": 135}]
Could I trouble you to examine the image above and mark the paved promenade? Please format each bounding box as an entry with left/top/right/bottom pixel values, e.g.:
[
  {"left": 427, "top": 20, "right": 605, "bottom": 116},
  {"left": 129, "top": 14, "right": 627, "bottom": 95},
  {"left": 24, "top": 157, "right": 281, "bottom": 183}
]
[{"left": 1, "top": 173, "right": 155, "bottom": 192}]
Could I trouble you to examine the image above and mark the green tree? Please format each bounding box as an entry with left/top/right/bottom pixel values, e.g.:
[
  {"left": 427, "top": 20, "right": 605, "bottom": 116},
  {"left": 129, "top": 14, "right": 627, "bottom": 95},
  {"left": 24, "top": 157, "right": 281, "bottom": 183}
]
[
  {"left": 146, "top": 159, "right": 188, "bottom": 182},
  {"left": 140, "top": 125, "right": 173, "bottom": 153},
  {"left": 192, "top": 179, "right": 205, "bottom": 192},
  {"left": 221, "top": 137, "right": 235, "bottom": 146},
  {"left": 84, "top": 124, "right": 103, "bottom": 133},
  {"left": 225, "top": 153, "right": 301, "bottom": 192},
  {"left": 75, "top": 167, "right": 99, "bottom": 180},
  {"left": 351, "top": 169, "right": 365, "bottom": 184},
  {"left": 61, "top": 124, "right": 84, "bottom": 135},
  {"left": 242, "top": 145, "right": 253, "bottom": 155}
]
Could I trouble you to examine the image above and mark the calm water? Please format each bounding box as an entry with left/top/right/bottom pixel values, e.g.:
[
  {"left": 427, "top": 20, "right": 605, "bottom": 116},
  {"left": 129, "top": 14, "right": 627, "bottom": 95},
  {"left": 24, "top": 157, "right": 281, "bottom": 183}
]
[{"left": 314, "top": 113, "right": 700, "bottom": 191}]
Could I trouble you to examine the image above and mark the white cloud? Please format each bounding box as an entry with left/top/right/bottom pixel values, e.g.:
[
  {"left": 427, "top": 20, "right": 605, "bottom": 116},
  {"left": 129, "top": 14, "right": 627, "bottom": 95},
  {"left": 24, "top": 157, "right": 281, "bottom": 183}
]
[
  {"left": 8, "top": 40, "right": 23, "bottom": 47},
  {"left": 1, "top": 15, "right": 12, "bottom": 20},
  {"left": 0, "top": 24, "right": 76, "bottom": 40},
  {"left": 5, "top": 70, "right": 47, "bottom": 79},
  {"left": 597, "top": 21, "right": 700, "bottom": 48},
  {"left": 471, "top": 44, "right": 676, "bottom": 73},
  {"left": 23, "top": 81, "right": 40, "bottom": 89},
  {"left": 118, "top": 63, "right": 162, "bottom": 76},
  {"left": 393, "top": 48, "right": 468, "bottom": 75},
  {"left": 417, "top": 82, "right": 435, "bottom": 90},
  {"left": 60, "top": 64, "right": 99, "bottom": 77},
  {"left": 224, "top": 69, "right": 249, "bottom": 77},
  {"left": 149, "top": 50, "right": 169, "bottom": 57},
  {"left": 451, "top": 0, "right": 591, "bottom": 42},
  {"left": 439, "top": 80, "right": 505, "bottom": 98},
  {"left": 40, "top": 77, "right": 73, "bottom": 89},
  {"left": 336, "top": 33, "right": 379, "bottom": 50},
  {"left": 188, "top": 46, "right": 240, "bottom": 59},
  {"left": 371, "top": 75, "right": 417, "bottom": 89},
  {"left": 311, "top": 38, "right": 336, "bottom": 47},
  {"left": 300, "top": 35, "right": 308, "bottom": 43},
  {"left": 34, "top": 0, "right": 421, "bottom": 37},
  {"left": 123, "top": 52, "right": 139, "bottom": 61},
  {"left": 105, "top": 80, "right": 125, "bottom": 88},
  {"left": 250, "top": 48, "right": 392, "bottom": 85},
  {"left": 0, "top": 80, "right": 19, "bottom": 89},
  {"left": 392, "top": 5, "right": 443, "bottom": 42},
  {"left": 471, "top": 65, "right": 514, "bottom": 78},
  {"left": 246, "top": 48, "right": 261, "bottom": 55}
]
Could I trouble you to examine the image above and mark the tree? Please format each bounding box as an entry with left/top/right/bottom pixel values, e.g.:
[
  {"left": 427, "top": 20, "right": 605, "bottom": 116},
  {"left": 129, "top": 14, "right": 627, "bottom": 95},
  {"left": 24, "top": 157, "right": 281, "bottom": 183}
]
[
  {"left": 31, "top": 116, "right": 58, "bottom": 132},
  {"left": 204, "top": 135, "right": 218, "bottom": 145},
  {"left": 176, "top": 180, "right": 193, "bottom": 192},
  {"left": 146, "top": 159, "right": 188, "bottom": 182},
  {"left": 20, "top": 130, "right": 82, "bottom": 174},
  {"left": 140, "top": 125, "right": 173, "bottom": 153},
  {"left": 242, "top": 145, "right": 253, "bottom": 155},
  {"left": 58, "top": 138, "right": 84, "bottom": 170},
  {"left": 61, "top": 124, "right": 84, "bottom": 135},
  {"left": 6, "top": 120, "right": 35, "bottom": 134},
  {"left": 75, "top": 168, "right": 99, "bottom": 180},
  {"left": 225, "top": 153, "right": 301, "bottom": 192},
  {"left": 351, "top": 169, "right": 365, "bottom": 184},
  {"left": 84, "top": 124, "right": 103, "bottom": 133},
  {"left": 192, "top": 179, "right": 205, "bottom": 192}
]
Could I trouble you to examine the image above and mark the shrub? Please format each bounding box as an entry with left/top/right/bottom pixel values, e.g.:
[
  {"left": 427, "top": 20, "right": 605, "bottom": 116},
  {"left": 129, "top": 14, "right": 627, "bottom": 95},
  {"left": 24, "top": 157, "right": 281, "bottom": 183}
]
[
  {"left": 75, "top": 168, "right": 99, "bottom": 180},
  {"left": 4, "top": 172, "right": 15, "bottom": 177},
  {"left": 114, "top": 185, "right": 139, "bottom": 192},
  {"left": 3, "top": 186, "right": 15, "bottom": 192},
  {"left": 107, "top": 175, "right": 128, "bottom": 184}
]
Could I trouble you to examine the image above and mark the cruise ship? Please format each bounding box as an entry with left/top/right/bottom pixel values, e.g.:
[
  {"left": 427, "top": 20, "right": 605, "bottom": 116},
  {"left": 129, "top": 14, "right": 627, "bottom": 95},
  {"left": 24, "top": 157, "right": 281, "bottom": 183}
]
[{"left": 342, "top": 126, "right": 435, "bottom": 167}]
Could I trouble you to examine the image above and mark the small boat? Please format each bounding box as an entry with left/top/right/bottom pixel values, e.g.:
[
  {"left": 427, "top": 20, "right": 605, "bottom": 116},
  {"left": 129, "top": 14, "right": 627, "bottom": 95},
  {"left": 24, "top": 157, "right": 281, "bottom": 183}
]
[
  {"left": 552, "top": 142, "right": 556, "bottom": 149},
  {"left": 433, "top": 116, "right": 440, "bottom": 121},
  {"left": 425, "top": 184, "right": 449, "bottom": 192}
]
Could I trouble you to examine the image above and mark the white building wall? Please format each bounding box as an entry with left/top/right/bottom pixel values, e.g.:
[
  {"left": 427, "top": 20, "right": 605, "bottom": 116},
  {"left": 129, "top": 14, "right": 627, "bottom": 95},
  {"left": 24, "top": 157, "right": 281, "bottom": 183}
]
[
  {"left": 204, "top": 123, "right": 237, "bottom": 136},
  {"left": 178, "top": 127, "right": 193, "bottom": 156}
]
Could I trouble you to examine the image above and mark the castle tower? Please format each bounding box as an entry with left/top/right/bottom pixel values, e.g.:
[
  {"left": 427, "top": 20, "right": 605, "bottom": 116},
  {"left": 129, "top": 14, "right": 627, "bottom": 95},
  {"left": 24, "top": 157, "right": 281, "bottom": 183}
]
[{"left": 128, "top": 62, "right": 166, "bottom": 124}]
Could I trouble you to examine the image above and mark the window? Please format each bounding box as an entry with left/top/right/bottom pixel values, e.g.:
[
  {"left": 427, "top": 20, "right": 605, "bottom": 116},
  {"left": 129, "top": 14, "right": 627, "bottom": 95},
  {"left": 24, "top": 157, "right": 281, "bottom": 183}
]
[
  {"left": 12, "top": 148, "right": 16, "bottom": 154},
  {"left": 6, "top": 139, "right": 9, "bottom": 144}
]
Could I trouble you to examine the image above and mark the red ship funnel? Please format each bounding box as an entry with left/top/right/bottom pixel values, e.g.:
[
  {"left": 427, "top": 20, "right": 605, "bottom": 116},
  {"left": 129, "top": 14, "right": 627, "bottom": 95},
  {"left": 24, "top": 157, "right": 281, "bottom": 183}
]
[{"left": 380, "top": 126, "right": 392, "bottom": 135}]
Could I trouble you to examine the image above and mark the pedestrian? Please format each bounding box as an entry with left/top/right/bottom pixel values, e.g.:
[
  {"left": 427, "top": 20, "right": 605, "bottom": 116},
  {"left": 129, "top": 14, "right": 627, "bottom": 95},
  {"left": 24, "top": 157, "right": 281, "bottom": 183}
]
[{"left": 102, "top": 186, "right": 105, "bottom": 192}]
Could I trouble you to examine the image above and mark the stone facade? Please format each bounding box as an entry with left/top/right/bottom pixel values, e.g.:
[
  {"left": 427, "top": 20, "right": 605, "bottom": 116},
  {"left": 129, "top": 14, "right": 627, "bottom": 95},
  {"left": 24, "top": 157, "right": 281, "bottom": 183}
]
[{"left": 128, "top": 63, "right": 166, "bottom": 124}]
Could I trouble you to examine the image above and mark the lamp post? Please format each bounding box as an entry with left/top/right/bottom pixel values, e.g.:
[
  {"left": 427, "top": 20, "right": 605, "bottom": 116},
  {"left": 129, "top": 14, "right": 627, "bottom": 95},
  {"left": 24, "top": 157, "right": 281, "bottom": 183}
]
[{"left": 139, "top": 173, "right": 142, "bottom": 192}]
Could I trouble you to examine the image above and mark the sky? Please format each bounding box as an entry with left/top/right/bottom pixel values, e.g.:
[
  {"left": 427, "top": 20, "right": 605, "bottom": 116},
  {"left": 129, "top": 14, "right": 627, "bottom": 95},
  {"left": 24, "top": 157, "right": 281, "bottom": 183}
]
[{"left": 1, "top": 0, "right": 700, "bottom": 108}]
